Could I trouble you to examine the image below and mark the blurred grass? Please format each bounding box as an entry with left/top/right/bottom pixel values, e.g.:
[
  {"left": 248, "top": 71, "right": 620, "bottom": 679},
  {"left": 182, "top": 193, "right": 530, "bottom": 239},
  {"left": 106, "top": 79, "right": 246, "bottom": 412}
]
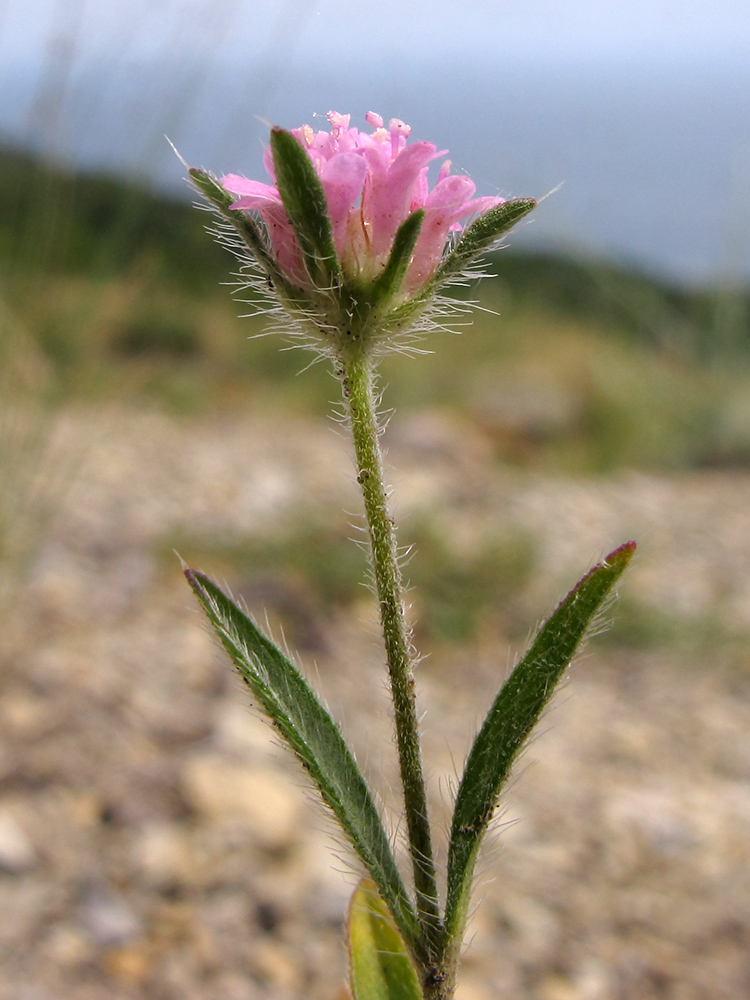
[
  {"left": 3, "top": 146, "right": 750, "bottom": 468},
  {"left": 167, "top": 517, "right": 539, "bottom": 652},
  {"left": 2, "top": 146, "right": 750, "bottom": 647}
]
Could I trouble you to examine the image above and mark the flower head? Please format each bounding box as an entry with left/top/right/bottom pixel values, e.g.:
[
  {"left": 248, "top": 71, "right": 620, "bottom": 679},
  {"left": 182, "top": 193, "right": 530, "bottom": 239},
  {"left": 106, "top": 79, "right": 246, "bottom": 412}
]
[
  {"left": 189, "top": 112, "right": 535, "bottom": 355},
  {"left": 221, "top": 112, "right": 503, "bottom": 296}
]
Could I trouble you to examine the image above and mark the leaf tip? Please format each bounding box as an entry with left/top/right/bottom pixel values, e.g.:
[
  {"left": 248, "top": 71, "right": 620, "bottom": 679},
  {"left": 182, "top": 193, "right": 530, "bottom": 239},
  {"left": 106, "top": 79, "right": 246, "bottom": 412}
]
[
  {"left": 554, "top": 539, "right": 636, "bottom": 613},
  {"left": 183, "top": 567, "right": 207, "bottom": 595},
  {"left": 583, "top": 539, "right": 637, "bottom": 581},
  {"left": 604, "top": 539, "right": 637, "bottom": 565}
]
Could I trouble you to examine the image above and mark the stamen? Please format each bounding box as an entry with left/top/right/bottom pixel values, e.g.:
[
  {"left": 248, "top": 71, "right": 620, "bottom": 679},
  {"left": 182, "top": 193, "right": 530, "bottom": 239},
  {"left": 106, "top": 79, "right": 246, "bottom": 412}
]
[
  {"left": 389, "top": 118, "right": 411, "bottom": 158},
  {"left": 298, "top": 124, "right": 314, "bottom": 146},
  {"left": 327, "top": 111, "right": 350, "bottom": 136}
]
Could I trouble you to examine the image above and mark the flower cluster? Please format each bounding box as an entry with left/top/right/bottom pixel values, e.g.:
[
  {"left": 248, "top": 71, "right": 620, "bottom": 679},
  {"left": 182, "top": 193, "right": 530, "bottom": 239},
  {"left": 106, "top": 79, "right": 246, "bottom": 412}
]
[
  {"left": 189, "top": 112, "right": 535, "bottom": 354},
  {"left": 221, "top": 111, "right": 504, "bottom": 296}
]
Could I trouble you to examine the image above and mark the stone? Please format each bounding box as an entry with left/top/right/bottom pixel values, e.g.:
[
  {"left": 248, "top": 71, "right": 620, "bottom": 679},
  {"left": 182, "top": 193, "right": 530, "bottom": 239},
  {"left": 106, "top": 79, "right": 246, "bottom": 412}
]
[
  {"left": 181, "top": 754, "right": 301, "bottom": 849},
  {"left": 0, "top": 809, "right": 36, "bottom": 873},
  {"left": 133, "top": 821, "right": 195, "bottom": 887},
  {"left": 251, "top": 939, "right": 304, "bottom": 994},
  {"left": 78, "top": 884, "right": 142, "bottom": 945}
]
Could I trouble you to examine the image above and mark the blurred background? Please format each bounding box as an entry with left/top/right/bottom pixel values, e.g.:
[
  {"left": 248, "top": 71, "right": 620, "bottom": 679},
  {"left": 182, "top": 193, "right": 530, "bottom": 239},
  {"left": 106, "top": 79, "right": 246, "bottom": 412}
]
[{"left": 1, "top": 2, "right": 750, "bottom": 999}]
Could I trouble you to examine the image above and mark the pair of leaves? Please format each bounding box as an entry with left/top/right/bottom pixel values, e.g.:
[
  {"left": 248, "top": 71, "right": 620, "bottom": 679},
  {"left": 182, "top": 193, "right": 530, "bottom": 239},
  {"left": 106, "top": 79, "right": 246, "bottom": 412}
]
[{"left": 186, "top": 541, "right": 634, "bottom": 989}]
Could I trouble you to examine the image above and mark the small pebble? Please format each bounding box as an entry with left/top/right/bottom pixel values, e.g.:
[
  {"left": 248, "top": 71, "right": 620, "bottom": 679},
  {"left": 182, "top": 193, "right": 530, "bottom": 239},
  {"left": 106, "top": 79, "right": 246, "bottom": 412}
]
[{"left": 0, "top": 810, "right": 36, "bottom": 873}]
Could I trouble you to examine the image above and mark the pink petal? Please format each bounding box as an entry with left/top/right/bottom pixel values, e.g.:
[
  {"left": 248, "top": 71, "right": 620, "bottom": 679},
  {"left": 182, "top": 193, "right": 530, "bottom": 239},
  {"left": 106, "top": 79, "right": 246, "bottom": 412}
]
[
  {"left": 403, "top": 214, "right": 453, "bottom": 291},
  {"left": 410, "top": 167, "right": 430, "bottom": 212},
  {"left": 327, "top": 111, "right": 350, "bottom": 137},
  {"left": 444, "top": 195, "right": 506, "bottom": 232},
  {"left": 437, "top": 160, "right": 452, "bottom": 184},
  {"left": 292, "top": 124, "right": 315, "bottom": 149},
  {"left": 221, "top": 174, "right": 281, "bottom": 207},
  {"left": 363, "top": 140, "right": 440, "bottom": 257},
  {"left": 319, "top": 152, "right": 368, "bottom": 255},
  {"left": 262, "top": 144, "right": 277, "bottom": 181},
  {"left": 405, "top": 205, "right": 472, "bottom": 292},
  {"left": 404, "top": 194, "right": 507, "bottom": 292},
  {"left": 309, "top": 130, "right": 337, "bottom": 162},
  {"left": 262, "top": 202, "right": 307, "bottom": 287},
  {"left": 212, "top": 114, "right": 507, "bottom": 297},
  {"left": 388, "top": 118, "right": 411, "bottom": 158},
  {"left": 424, "top": 174, "right": 476, "bottom": 209},
  {"left": 460, "top": 195, "right": 506, "bottom": 217}
]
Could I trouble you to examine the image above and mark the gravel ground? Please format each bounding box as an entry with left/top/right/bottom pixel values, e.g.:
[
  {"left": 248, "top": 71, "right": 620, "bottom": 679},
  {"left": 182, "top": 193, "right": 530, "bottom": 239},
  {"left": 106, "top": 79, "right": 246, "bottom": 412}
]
[{"left": 1, "top": 405, "right": 749, "bottom": 1000}]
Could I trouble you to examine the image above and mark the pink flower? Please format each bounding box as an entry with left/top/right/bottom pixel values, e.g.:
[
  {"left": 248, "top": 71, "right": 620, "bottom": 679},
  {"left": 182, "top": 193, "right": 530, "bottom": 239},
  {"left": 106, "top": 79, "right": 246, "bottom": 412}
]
[{"left": 220, "top": 111, "right": 504, "bottom": 296}]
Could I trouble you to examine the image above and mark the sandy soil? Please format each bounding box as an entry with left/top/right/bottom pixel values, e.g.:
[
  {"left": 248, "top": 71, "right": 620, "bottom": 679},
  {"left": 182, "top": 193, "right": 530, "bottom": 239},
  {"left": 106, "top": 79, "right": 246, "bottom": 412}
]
[{"left": 1, "top": 406, "right": 749, "bottom": 1000}]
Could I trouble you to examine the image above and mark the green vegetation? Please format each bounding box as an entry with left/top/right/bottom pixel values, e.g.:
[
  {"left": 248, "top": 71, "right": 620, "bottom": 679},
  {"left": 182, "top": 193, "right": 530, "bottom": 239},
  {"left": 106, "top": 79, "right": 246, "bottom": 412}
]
[
  {"left": 3, "top": 147, "right": 750, "bottom": 647},
  {"left": 3, "top": 146, "right": 750, "bottom": 468},
  {"left": 167, "top": 517, "right": 538, "bottom": 651}
]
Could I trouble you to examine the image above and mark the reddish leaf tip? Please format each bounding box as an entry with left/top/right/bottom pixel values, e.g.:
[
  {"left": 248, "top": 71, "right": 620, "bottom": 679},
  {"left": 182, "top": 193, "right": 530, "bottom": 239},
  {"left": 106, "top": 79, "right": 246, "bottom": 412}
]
[
  {"left": 183, "top": 568, "right": 206, "bottom": 592},
  {"left": 606, "top": 540, "right": 637, "bottom": 562}
]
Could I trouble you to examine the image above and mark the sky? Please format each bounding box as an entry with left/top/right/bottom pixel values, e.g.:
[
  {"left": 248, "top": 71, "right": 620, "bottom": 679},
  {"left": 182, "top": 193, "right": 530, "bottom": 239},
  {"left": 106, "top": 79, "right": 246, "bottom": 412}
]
[
  {"left": 3, "top": 0, "right": 750, "bottom": 65},
  {"left": 1, "top": 0, "right": 750, "bottom": 283}
]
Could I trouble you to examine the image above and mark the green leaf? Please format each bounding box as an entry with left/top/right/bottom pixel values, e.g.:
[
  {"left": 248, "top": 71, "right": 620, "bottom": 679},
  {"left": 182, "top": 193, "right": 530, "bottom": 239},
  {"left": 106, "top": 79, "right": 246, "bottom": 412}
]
[
  {"left": 188, "top": 166, "right": 236, "bottom": 212},
  {"left": 270, "top": 127, "right": 341, "bottom": 286},
  {"left": 188, "top": 167, "right": 280, "bottom": 278},
  {"left": 184, "top": 570, "right": 419, "bottom": 954},
  {"left": 443, "top": 541, "right": 636, "bottom": 949},
  {"left": 435, "top": 198, "right": 536, "bottom": 282},
  {"left": 348, "top": 880, "right": 423, "bottom": 1000},
  {"left": 370, "top": 210, "right": 425, "bottom": 305}
]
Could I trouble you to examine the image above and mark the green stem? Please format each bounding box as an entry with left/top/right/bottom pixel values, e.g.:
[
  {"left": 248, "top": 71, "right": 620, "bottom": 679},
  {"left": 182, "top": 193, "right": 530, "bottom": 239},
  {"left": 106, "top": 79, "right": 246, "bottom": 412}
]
[{"left": 337, "top": 346, "right": 443, "bottom": 964}]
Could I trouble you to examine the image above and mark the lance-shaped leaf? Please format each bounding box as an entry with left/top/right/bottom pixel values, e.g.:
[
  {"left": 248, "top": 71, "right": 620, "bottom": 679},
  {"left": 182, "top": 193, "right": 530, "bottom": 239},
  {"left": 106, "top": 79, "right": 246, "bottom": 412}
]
[
  {"left": 443, "top": 541, "right": 636, "bottom": 950},
  {"left": 185, "top": 570, "right": 419, "bottom": 954},
  {"left": 348, "top": 880, "right": 423, "bottom": 1000},
  {"left": 270, "top": 127, "right": 341, "bottom": 287},
  {"left": 436, "top": 198, "right": 537, "bottom": 283},
  {"left": 188, "top": 167, "right": 279, "bottom": 278},
  {"left": 370, "top": 209, "right": 425, "bottom": 306}
]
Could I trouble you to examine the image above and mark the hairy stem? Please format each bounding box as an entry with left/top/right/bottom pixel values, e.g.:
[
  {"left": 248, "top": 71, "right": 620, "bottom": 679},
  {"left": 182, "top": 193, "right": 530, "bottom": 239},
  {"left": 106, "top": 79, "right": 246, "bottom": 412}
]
[{"left": 337, "top": 347, "right": 443, "bottom": 967}]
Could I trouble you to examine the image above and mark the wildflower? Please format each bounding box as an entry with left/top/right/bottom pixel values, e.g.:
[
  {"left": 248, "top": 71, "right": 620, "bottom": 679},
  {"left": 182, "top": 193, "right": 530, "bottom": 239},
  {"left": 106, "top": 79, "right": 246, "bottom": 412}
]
[
  {"left": 189, "top": 112, "right": 535, "bottom": 353},
  {"left": 185, "top": 111, "right": 634, "bottom": 1000}
]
